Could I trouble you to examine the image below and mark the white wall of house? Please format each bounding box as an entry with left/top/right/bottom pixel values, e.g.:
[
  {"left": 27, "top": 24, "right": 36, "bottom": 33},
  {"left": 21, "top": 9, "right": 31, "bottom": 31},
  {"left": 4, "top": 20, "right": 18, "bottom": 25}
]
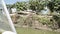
[
  {"left": 41, "top": 6, "right": 50, "bottom": 14},
  {"left": 11, "top": 8, "right": 16, "bottom": 13}
]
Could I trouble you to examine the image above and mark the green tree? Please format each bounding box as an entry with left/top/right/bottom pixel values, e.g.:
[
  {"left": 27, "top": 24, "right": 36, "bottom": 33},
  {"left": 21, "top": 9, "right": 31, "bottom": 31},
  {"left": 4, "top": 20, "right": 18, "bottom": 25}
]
[
  {"left": 14, "top": 2, "right": 27, "bottom": 11},
  {"left": 29, "top": 0, "right": 44, "bottom": 11},
  {"left": 47, "top": 0, "right": 60, "bottom": 13}
]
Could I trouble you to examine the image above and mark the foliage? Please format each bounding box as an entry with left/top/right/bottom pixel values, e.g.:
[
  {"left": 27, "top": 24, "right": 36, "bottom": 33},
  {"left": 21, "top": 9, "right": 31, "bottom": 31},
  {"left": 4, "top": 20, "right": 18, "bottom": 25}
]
[
  {"left": 53, "top": 14, "right": 60, "bottom": 28},
  {"left": 46, "top": 0, "right": 60, "bottom": 29},
  {"left": 47, "top": 0, "right": 60, "bottom": 13},
  {"left": 15, "top": 14, "right": 52, "bottom": 28},
  {"left": 31, "top": 15, "right": 51, "bottom": 25},
  {"left": 29, "top": 0, "right": 44, "bottom": 11},
  {"left": 14, "top": 2, "right": 27, "bottom": 11},
  {"left": 7, "top": 0, "right": 60, "bottom": 13},
  {"left": 8, "top": 0, "right": 60, "bottom": 30},
  {"left": 38, "top": 17, "right": 51, "bottom": 25},
  {"left": 8, "top": 0, "right": 45, "bottom": 12}
]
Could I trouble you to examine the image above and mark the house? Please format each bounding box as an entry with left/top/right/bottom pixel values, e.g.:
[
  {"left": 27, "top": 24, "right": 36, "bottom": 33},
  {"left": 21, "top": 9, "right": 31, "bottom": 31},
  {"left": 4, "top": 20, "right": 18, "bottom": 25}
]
[
  {"left": 11, "top": 8, "right": 17, "bottom": 13},
  {"left": 41, "top": 6, "right": 50, "bottom": 15},
  {"left": 7, "top": 8, "right": 17, "bottom": 14}
]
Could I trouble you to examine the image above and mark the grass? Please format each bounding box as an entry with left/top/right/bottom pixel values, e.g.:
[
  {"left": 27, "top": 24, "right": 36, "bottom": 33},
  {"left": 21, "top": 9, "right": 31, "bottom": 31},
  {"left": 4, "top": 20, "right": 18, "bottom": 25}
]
[{"left": 16, "top": 27, "right": 60, "bottom": 34}]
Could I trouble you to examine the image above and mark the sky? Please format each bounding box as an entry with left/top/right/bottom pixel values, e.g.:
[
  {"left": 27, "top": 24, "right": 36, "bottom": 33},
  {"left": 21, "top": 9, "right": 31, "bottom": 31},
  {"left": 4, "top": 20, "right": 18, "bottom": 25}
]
[{"left": 4, "top": 0, "right": 29, "bottom": 4}]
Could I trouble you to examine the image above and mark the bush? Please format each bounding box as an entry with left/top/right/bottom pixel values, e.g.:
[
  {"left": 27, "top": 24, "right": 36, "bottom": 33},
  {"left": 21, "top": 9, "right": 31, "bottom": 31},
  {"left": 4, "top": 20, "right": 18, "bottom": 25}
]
[
  {"left": 38, "top": 17, "right": 51, "bottom": 25},
  {"left": 52, "top": 15, "right": 60, "bottom": 28},
  {"left": 12, "top": 14, "right": 59, "bottom": 30},
  {"left": 32, "top": 15, "right": 52, "bottom": 25}
]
